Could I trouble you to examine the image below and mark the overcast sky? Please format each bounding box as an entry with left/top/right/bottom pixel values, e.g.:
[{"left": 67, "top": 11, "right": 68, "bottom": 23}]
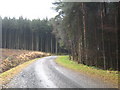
[{"left": 0, "top": 0, "right": 58, "bottom": 20}]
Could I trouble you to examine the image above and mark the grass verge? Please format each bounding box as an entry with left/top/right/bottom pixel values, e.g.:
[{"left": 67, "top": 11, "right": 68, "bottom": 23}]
[
  {"left": 55, "top": 56, "right": 118, "bottom": 88},
  {"left": 0, "top": 58, "right": 39, "bottom": 87}
]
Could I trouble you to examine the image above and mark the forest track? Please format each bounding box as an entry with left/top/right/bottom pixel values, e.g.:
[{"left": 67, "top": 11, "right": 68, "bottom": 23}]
[{"left": 6, "top": 56, "right": 115, "bottom": 88}]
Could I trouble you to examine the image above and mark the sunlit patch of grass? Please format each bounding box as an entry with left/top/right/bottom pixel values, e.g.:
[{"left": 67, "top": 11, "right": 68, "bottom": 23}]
[
  {"left": 55, "top": 56, "right": 118, "bottom": 88},
  {"left": 0, "top": 58, "right": 39, "bottom": 87}
]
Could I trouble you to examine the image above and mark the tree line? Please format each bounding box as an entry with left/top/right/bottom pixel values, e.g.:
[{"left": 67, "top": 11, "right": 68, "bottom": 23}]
[
  {"left": 52, "top": 2, "right": 119, "bottom": 70},
  {"left": 2, "top": 17, "right": 67, "bottom": 54},
  {"left": 1, "top": 2, "right": 119, "bottom": 71}
]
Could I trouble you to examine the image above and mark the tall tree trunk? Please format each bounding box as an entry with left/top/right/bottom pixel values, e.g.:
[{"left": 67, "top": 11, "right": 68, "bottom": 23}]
[
  {"left": 115, "top": 12, "right": 118, "bottom": 71},
  {"left": 36, "top": 33, "right": 39, "bottom": 51},
  {"left": 32, "top": 32, "right": 34, "bottom": 50},
  {"left": 82, "top": 3, "right": 88, "bottom": 65},
  {"left": 100, "top": 3, "right": 106, "bottom": 70},
  {"left": 51, "top": 36, "right": 53, "bottom": 53},
  {"left": 0, "top": 17, "right": 2, "bottom": 48},
  {"left": 55, "top": 39, "right": 58, "bottom": 54},
  {"left": 40, "top": 36, "right": 42, "bottom": 51}
]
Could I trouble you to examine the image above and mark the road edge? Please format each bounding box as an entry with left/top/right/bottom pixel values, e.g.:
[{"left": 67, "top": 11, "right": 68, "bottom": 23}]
[
  {"left": 0, "top": 58, "right": 40, "bottom": 88},
  {"left": 55, "top": 56, "right": 118, "bottom": 88}
]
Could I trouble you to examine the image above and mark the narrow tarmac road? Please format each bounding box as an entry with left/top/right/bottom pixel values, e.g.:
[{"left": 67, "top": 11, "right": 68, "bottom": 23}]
[{"left": 6, "top": 56, "right": 114, "bottom": 88}]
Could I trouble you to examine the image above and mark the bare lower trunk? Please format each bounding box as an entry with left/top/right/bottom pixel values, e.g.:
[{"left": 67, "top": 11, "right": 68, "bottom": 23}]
[
  {"left": 100, "top": 3, "right": 106, "bottom": 70},
  {"left": 55, "top": 39, "right": 58, "bottom": 54}
]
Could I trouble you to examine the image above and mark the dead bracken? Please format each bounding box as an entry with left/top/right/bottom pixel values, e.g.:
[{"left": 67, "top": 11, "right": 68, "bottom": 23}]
[{"left": 0, "top": 49, "right": 51, "bottom": 73}]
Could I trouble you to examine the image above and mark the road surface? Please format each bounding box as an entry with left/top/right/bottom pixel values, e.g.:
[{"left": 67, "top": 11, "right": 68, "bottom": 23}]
[{"left": 6, "top": 56, "right": 114, "bottom": 88}]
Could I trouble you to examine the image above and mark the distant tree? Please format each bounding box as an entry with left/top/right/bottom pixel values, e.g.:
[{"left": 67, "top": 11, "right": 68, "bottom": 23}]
[{"left": 2, "top": 17, "right": 66, "bottom": 54}]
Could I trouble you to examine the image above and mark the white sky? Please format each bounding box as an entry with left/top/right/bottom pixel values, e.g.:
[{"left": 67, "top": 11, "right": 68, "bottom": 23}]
[{"left": 0, "top": 0, "right": 58, "bottom": 20}]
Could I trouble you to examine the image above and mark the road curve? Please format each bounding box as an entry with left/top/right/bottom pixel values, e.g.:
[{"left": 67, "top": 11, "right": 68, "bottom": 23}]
[{"left": 6, "top": 56, "right": 114, "bottom": 88}]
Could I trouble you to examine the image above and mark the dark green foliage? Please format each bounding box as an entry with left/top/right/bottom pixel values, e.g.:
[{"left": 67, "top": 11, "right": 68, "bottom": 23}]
[
  {"left": 53, "top": 2, "right": 119, "bottom": 70},
  {"left": 2, "top": 17, "right": 67, "bottom": 54}
]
